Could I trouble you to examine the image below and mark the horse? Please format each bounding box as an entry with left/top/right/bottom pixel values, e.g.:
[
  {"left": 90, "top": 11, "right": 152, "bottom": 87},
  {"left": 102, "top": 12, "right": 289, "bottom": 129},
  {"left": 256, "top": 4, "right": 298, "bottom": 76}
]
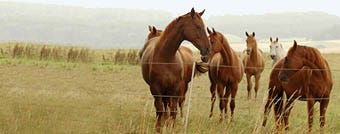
[
  {"left": 242, "top": 32, "right": 265, "bottom": 99},
  {"left": 262, "top": 40, "right": 333, "bottom": 131},
  {"left": 269, "top": 37, "right": 286, "bottom": 66},
  {"left": 141, "top": 26, "right": 206, "bottom": 118},
  {"left": 147, "top": 25, "right": 163, "bottom": 40},
  {"left": 207, "top": 28, "right": 244, "bottom": 122},
  {"left": 140, "top": 8, "right": 210, "bottom": 132},
  {"left": 138, "top": 25, "right": 163, "bottom": 59}
]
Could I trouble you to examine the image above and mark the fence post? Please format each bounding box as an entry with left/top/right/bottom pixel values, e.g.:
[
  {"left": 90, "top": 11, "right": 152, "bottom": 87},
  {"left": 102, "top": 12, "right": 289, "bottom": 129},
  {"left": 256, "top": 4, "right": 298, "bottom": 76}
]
[{"left": 184, "top": 62, "right": 196, "bottom": 134}]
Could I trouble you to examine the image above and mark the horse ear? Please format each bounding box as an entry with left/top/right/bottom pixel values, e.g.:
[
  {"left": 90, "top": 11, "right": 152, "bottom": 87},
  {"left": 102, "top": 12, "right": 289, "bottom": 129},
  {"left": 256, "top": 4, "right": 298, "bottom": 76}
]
[
  {"left": 276, "top": 37, "right": 279, "bottom": 42},
  {"left": 191, "top": 8, "right": 195, "bottom": 18},
  {"left": 177, "top": 16, "right": 182, "bottom": 22},
  {"left": 252, "top": 32, "right": 255, "bottom": 37},
  {"left": 207, "top": 27, "right": 212, "bottom": 35},
  {"left": 199, "top": 9, "right": 205, "bottom": 16},
  {"left": 270, "top": 37, "right": 273, "bottom": 42},
  {"left": 152, "top": 26, "right": 157, "bottom": 34},
  {"left": 212, "top": 28, "right": 217, "bottom": 35},
  {"left": 148, "top": 25, "right": 152, "bottom": 32},
  {"left": 293, "top": 40, "right": 298, "bottom": 50},
  {"left": 245, "top": 32, "right": 249, "bottom": 37}
]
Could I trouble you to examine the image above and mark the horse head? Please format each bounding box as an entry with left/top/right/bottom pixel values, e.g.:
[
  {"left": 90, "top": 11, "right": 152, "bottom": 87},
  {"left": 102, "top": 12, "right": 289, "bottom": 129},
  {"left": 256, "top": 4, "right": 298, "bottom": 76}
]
[
  {"left": 177, "top": 8, "right": 210, "bottom": 62},
  {"left": 245, "top": 32, "right": 256, "bottom": 55},
  {"left": 269, "top": 37, "right": 283, "bottom": 60},
  {"left": 207, "top": 27, "right": 224, "bottom": 57},
  {"left": 279, "top": 40, "right": 304, "bottom": 82},
  {"left": 147, "top": 25, "right": 163, "bottom": 40}
]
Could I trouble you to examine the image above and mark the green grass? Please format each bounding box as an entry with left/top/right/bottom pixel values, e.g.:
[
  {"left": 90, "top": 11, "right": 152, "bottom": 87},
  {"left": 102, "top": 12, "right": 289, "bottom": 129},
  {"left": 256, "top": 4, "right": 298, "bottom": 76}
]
[{"left": 0, "top": 52, "right": 339, "bottom": 133}]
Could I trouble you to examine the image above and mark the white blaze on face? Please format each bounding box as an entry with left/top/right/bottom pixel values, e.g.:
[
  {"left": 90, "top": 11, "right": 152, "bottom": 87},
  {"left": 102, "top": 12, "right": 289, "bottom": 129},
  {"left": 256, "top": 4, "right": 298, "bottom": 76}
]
[{"left": 270, "top": 42, "right": 278, "bottom": 57}]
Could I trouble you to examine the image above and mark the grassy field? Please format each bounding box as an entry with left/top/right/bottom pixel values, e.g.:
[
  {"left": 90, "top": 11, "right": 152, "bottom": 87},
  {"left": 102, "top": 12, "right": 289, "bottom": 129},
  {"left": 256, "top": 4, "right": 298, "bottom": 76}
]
[{"left": 0, "top": 46, "right": 340, "bottom": 133}]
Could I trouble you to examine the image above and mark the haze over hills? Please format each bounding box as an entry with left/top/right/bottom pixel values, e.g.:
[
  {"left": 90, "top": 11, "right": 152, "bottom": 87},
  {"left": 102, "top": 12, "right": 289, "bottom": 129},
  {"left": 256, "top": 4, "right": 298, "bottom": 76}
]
[{"left": 0, "top": 2, "right": 340, "bottom": 49}]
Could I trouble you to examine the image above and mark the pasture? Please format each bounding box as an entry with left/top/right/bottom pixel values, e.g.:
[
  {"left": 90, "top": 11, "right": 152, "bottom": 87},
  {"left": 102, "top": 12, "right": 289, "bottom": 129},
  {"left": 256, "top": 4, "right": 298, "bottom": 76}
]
[{"left": 0, "top": 44, "right": 340, "bottom": 133}]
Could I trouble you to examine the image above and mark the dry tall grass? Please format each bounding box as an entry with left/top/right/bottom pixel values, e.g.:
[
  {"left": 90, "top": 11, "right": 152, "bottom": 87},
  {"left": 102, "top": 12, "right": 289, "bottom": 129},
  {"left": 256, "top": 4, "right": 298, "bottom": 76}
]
[{"left": 0, "top": 53, "right": 339, "bottom": 133}]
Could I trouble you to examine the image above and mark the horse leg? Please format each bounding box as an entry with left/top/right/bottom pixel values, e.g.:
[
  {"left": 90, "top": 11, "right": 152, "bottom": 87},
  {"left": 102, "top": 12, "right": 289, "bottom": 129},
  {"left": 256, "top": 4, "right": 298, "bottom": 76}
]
[
  {"left": 273, "top": 88, "right": 284, "bottom": 129},
  {"left": 283, "top": 98, "right": 295, "bottom": 130},
  {"left": 229, "top": 82, "right": 238, "bottom": 122},
  {"left": 217, "top": 82, "right": 225, "bottom": 122},
  {"left": 307, "top": 98, "right": 315, "bottom": 131},
  {"left": 154, "top": 96, "right": 164, "bottom": 133},
  {"left": 246, "top": 74, "right": 252, "bottom": 100},
  {"left": 320, "top": 99, "right": 329, "bottom": 128},
  {"left": 162, "top": 97, "right": 169, "bottom": 119},
  {"left": 150, "top": 84, "right": 164, "bottom": 133},
  {"left": 178, "top": 82, "right": 187, "bottom": 118},
  {"left": 209, "top": 83, "right": 217, "bottom": 118},
  {"left": 254, "top": 73, "right": 261, "bottom": 99},
  {"left": 224, "top": 84, "right": 232, "bottom": 120},
  {"left": 263, "top": 84, "right": 278, "bottom": 127},
  {"left": 169, "top": 96, "right": 178, "bottom": 129}
]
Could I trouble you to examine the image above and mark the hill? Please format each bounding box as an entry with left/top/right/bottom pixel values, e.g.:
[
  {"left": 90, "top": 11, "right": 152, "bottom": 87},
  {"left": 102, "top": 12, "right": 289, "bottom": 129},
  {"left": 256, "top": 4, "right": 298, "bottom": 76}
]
[{"left": 0, "top": 2, "right": 340, "bottom": 49}]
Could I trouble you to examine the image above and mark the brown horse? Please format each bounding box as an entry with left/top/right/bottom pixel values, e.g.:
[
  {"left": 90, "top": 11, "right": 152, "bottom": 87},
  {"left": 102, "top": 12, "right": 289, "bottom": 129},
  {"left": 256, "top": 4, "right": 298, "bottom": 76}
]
[
  {"left": 141, "top": 26, "right": 205, "bottom": 117},
  {"left": 207, "top": 28, "right": 244, "bottom": 122},
  {"left": 242, "top": 32, "right": 265, "bottom": 99},
  {"left": 263, "top": 40, "right": 333, "bottom": 131},
  {"left": 138, "top": 25, "right": 163, "bottom": 59},
  {"left": 141, "top": 8, "right": 210, "bottom": 132},
  {"left": 147, "top": 25, "right": 163, "bottom": 40}
]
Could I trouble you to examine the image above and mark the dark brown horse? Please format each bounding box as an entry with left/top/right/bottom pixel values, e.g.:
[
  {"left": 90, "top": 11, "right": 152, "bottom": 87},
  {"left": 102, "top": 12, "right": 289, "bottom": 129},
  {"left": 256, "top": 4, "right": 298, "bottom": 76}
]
[
  {"left": 141, "top": 8, "right": 210, "bottom": 132},
  {"left": 242, "top": 32, "right": 265, "bottom": 99},
  {"left": 263, "top": 40, "right": 333, "bottom": 131},
  {"left": 207, "top": 28, "right": 244, "bottom": 122}
]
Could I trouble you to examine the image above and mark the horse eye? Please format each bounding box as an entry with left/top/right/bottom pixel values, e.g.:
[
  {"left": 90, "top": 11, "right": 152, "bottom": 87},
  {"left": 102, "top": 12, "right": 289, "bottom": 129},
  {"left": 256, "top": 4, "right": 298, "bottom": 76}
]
[
  {"left": 276, "top": 46, "right": 278, "bottom": 48},
  {"left": 210, "top": 41, "right": 214, "bottom": 45},
  {"left": 196, "top": 25, "right": 201, "bottom": 30}
]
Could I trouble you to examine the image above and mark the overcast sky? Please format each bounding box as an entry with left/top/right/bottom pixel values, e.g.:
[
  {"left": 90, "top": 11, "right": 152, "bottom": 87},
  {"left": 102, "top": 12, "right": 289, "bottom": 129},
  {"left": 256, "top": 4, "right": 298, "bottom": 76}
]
[{"left": 2, "top": 0, "right": 340, "bottom": 16}]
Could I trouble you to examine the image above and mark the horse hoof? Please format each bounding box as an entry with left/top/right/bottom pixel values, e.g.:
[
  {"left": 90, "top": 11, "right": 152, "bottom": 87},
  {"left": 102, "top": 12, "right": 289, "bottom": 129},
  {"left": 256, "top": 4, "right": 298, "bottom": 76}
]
[{"left": 219, "top": 118, "right": 223, "bottom": 123}]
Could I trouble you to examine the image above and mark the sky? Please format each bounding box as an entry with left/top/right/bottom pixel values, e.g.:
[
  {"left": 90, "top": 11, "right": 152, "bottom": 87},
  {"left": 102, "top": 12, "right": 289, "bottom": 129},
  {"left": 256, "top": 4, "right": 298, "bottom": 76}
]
[{"left": 2, "top": 0, "right": 340, "bottom": 16}]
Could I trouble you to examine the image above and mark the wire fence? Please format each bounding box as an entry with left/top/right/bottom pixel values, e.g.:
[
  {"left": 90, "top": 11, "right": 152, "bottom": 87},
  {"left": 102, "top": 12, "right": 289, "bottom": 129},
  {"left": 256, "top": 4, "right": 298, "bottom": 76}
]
[{"left": 0, "top": 60, "right": 339, "bottom": 132}]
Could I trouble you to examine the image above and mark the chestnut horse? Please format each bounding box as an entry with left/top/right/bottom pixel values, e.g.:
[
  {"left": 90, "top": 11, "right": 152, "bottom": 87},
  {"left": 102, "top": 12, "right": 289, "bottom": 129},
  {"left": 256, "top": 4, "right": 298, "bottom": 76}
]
[
  {"left": 141, "top": 26, "right": 206, "bottom": 117},
  {"left": 242, "top": 32, "right": 265, "bottom": 99},
  {"left": 138, "top": 25, "right": 163, "bottom": 59},
  {"left": 263, "top": 41, "right": 333, "bottom": 131},
  {"left": 207, "top": 28, "right": 244, "bottom": 122},
  {"left": 141, "top": 8, "right": 210, "bottom": 132}
]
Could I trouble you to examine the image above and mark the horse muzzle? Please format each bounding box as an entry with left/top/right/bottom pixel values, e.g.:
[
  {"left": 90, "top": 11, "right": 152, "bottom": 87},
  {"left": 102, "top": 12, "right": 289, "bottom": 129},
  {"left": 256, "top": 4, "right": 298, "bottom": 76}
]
[
  {"left": 279, "top": 74, "right": 288, "bottom": 82},
  {"left": 270, "top": 55, "right": 276, "bottom": 60},
  {"left": 246, "top": 50, "right": 251, "bottom": 55},
  {"left": 201, "top": 55, "right": 209, "bottom": 63}
]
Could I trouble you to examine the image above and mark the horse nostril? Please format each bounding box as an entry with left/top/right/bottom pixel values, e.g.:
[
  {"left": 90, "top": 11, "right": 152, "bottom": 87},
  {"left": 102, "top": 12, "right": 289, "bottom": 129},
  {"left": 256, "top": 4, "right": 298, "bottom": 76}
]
[
  {"left": 270, "top": 55, "right": 275, "bottom": 59},
  {"left": 201, "top": 56, "right": 209, "bottom": 63},
  {"left": 279, "top": 75, "right": 287, "bottom": 82}
]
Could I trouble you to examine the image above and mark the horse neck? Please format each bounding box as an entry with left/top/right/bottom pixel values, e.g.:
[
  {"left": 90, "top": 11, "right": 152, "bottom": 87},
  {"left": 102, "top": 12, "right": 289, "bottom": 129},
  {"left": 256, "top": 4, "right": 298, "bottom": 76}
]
[
  {"left": 304, "top": 48, "right": 330, "bottom": 79},
  {"left": 155, "top": 21, "right": 183, "bottom": 59},
  {"left": 220, "top": 37, "right": 233, "bottom": 64}
]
